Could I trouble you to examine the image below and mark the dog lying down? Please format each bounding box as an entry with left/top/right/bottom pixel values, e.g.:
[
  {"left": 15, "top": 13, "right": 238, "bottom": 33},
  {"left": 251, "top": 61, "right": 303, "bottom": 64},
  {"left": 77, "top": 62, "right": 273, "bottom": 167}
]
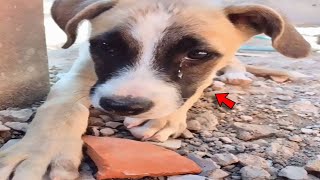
[{"left": 0, "top": 0, "right": 311, "bottom": 179}]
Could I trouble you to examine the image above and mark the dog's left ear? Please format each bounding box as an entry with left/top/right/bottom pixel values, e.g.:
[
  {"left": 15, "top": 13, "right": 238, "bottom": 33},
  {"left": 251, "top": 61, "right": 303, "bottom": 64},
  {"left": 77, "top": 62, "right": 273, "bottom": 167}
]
[
  {"left": 224, "top": 5, "right": 311, "bottom": 58},
  {"left": 51, "top": 0, "right": 118, "bottom": 49}
]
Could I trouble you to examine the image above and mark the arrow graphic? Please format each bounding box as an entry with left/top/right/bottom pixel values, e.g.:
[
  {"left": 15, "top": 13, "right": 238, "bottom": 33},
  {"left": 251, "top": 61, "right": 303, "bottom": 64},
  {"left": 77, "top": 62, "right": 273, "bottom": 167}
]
[{"left": 215, "top": 93, "right": 236, "bottom": 109}]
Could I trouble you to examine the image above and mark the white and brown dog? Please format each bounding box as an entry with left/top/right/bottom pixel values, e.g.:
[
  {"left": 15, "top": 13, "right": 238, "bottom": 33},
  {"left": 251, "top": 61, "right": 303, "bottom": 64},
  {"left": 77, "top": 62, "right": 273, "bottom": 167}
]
[{"left": 0, "top": 0, "right": 310, "bottom": 179}]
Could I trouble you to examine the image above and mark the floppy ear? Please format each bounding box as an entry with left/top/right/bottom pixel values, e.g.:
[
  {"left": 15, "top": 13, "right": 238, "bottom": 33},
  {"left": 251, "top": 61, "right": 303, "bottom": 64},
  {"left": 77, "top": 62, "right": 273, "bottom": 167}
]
[
  {"left": 224, "top": 5, "right": 311, "bottom": 58},
  {"left": 51, "top": 0, "right": 118, "bottom": 49}
]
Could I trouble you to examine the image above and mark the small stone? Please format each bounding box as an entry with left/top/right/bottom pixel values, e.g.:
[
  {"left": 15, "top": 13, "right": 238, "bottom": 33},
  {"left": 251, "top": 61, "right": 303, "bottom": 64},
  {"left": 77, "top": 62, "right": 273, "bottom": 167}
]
[
  {"left": 4, "top": 122, "right": 29, "bottom": 132},
  {"left": 87, "top": 126, "right": 100, "bottom": 136},
  {"left": 289, "top": 100, "right": 318, "bottom": 115},
  {"left": 105, "top": 121, "right": 122, "bottom": 129},
  {"left": 288, "top": 135, "right": 303, "bottom": 142},
  {"left": 301, "top": 128, "right": 318, "bottom": 135},
  {"left": 240, "top": 166, "right": 271, "bottom": 180},
  {"left": 0, "top": 124, "right": 10, "bottom": 131},
  {"left": 181, "top": 130, "right": 194, "bottom": 139},
  {"left": 237, "top": 154, "right": 270, "bottom": 170},
  {"left": 305, "top": 159, "right": 320, "bottom": 173},
  {"left": 187, "top": 154, "right": 220, "bottom": 177},
  {"left": 211, "top": 153, "right": 239, "bottom": 166},
  {"left": 219, "top": 137, "right": 232, "bottom": 144},
  {"left": 194, "top": 111, "right": 218, "bottom": 131},
  {"left": 266, "top": 142, "right": 295, "bottom": 158},
  {"left": 240, "top": 115, "right": 253, "bottom": 122},
  {"left": 99, "top": 115, "right": 113, "bottom": 122},
  {"left": 168, "top": 175, "right": 206, "bottom": 180},
  {"left": 100, "top": 128, "right": 115, "bottom": 136},
  {"left": 0, "top": 109, "right": 33, "bottom": 122},
  {"left": 212, "top": 81, "right": 225, "bottom": 90},
  {"left": 270, "top": 75, "right": 289, "bottom": 83},
  {"left": 278, "top": 166, "right": 308, "bottom": 180},
  {"left": 152, "top": 139, "right": 182, "bottom": 150},
  {"left": 187, "top": 120, "right": 201, "bottom": 131},
  {"left": 88, "top": 117, "right": 105, "bottom": 127},
  {"left": 209, "top": 169, "right": 229, "bottom": 179},
  {"left": 233, "top": 122, "right": 277, "bottom": 141},
  {"left": 276, "top": 95, "right": 293, "bottom": 101}
]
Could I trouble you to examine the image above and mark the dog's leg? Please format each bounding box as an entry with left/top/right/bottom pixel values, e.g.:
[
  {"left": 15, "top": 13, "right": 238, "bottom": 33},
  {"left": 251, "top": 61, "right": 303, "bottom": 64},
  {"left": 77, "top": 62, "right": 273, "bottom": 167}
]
[
  {"left": 218, "top": 57, "right": 253, "bottom": 85},
  {"left": 125, "top": 82, "right": 211, "bottom": 142},
  {"left": 0, "top": 44, "right": 96, "bottom": 180}
]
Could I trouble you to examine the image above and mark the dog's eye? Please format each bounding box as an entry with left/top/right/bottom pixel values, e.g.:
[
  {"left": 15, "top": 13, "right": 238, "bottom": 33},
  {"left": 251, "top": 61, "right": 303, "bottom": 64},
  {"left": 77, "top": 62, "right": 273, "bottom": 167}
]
[
  {"left": 186, "top": 50, "right": 213, "bottom": 60},
  {"left": 102, "top": 42, "right": 118, "bottom": 56}
]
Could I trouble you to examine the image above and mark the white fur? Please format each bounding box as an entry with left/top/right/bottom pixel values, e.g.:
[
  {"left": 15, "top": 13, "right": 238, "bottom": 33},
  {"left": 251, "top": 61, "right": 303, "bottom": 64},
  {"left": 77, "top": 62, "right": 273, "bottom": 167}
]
[{"left": 91, "top": 6, "right": 182, "bottom": 119}]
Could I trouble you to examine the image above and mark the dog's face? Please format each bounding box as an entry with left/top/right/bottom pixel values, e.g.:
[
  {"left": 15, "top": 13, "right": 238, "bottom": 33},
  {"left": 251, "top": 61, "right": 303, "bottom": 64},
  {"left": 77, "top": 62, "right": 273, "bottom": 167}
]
[{"left": 52, "top": 0, "right": 310, "bottom": 119}]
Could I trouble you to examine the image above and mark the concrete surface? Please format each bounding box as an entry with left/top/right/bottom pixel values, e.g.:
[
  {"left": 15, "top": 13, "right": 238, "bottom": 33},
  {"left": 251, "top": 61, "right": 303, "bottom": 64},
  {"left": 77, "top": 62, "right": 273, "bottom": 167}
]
[{"left": 0, "top": 0, "right": 49, "bottom": 109}]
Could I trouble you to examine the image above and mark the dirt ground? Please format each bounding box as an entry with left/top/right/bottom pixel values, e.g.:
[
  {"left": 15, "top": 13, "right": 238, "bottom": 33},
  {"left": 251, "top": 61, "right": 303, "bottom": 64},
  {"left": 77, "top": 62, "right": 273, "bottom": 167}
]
[{"left": 0, "top": 1, "right": 320, "bottom": 180}]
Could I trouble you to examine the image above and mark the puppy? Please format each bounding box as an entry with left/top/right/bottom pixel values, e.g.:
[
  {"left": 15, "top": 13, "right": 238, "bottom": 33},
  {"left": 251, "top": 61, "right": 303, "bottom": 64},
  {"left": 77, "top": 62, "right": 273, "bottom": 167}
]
[{"left": 0, "top": 0, "right": 310, "bottom": 179}]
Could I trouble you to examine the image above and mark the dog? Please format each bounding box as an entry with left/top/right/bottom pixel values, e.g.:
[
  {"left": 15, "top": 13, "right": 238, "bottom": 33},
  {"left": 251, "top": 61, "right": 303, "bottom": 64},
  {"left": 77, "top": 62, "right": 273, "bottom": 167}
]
[{"left": 0, "top": 0, "right": 310, "bottom": 179}]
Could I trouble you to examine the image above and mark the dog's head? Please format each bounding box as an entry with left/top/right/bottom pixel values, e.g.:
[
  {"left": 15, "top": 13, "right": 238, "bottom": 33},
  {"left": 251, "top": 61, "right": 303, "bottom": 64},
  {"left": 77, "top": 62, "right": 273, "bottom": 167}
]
[{"left": 52, "top": 0, "right": 310, "bottom": 119}]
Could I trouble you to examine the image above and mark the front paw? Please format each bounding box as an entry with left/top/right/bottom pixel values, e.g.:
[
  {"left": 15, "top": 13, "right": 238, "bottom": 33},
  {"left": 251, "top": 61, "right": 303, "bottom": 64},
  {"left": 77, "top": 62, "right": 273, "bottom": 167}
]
[
  {"left": 0, "top": 137, "right": 83, "bottom": 180},
  {"left": 218, "top": 72, "right": 253, "bottom": 85},
  {"left": 124, "top": 113, "right": 187, "bottom": 142}
]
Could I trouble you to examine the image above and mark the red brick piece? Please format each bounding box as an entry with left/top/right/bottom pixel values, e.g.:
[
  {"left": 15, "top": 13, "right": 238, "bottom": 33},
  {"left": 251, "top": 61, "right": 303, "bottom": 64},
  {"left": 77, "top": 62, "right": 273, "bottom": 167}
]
[{"left": 83, "top": 136, "right": 202, "bottom": 179}]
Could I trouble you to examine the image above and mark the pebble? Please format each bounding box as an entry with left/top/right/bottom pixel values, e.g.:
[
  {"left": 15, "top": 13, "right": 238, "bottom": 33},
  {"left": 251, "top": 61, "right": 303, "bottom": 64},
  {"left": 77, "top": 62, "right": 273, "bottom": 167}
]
[
  {"left": 4, "top": 122, "right": 29, "bottom": 132},
  {"left": 240, "top": 166, "right": 271, "bottom": 180},
  {"left": 0, "top": 109, "right": 33, "bottom": 122},
  {"left": 237, "top": 154, "right": 270, "bottom": 170},
  {"left": 187, "top": 120, "right": 202, "bottom": 131},
  {"left": 212, "top": 81, "right": 225, "bottom": 90},
  {"left": 278, "top": 166, "right": 308, "bottom": 180},
  {"left": 288, "top": 135, "right": 303, "bottom": 142},
  {"left": 99, "top": 115, "right": 113, "bottom": 122},
  {"left": 289, "top": 100, "right": 318, "bottom": 115},
  {"left": 233, "top": 122, "right": 277, "bottom": 141},
  {"left": 88, "top": 117, "right": 105, "bottom": 127},
  {"left": 168, "top": 175, "right": 206, "bottom": 180},
  {"left": 187, "top": 154, "right": 220, "bottom": 177},
  {"left": 209, "top": 169, "right": 229, "bottom": 179},
  {"left": 105, "top": 121, "right": 122, "bottom": 129},
  {"left": 219, "top": 137, "right": 233, "bottom": 144},
  {"left": 211, "top": 153, "right": 239, "bottom": 166},
  {"left": 194, "top": 111, "right": 218, "bottom": 131},
  {"left": 152, "top": 139, "right": 182, "bottom": 150},
  {"left": 270, "top": 75, "right": 289, "bottom": 83},
  {"left": 301, "top": 128, "right": 318, "bottom": 135},
  {"left": 305, "top": 159, "right": 320, "bottom": 173},
  {"left": 99, "top": 128, "right": 115, "bottom": 136},
  {"left": 0, "top": 124, "right": 10, "bottom": 131},
  {"left": 276, "top": 95, "right": 293, "bottom": 101},
  {"left": 181, "top": 130, "right": 194, "bottom": 139},
  {"left": 266, "top": 142, "right": 294, "bottom": 158},
  {"left": 240, "top": 115, "right": 253, "bottom": 122}
]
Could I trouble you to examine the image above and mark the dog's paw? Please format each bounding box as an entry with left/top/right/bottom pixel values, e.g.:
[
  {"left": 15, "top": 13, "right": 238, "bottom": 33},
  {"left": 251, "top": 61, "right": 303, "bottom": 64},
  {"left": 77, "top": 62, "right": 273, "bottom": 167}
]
[
  {"left": 124, "top": 113, "right": 187, "bottom": 142},
  {"left": 218, "top": 71, "right": 254, "bottom": 85},
  {"left": 0, "top": 138, "right": 82, "bottom": 180}
]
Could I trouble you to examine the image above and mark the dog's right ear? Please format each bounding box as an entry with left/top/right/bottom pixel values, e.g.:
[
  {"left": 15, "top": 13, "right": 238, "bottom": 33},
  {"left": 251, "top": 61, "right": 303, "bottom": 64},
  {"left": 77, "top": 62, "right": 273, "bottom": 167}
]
[{"left": 51, "top": 0, "right": 118, "bottom": 49}]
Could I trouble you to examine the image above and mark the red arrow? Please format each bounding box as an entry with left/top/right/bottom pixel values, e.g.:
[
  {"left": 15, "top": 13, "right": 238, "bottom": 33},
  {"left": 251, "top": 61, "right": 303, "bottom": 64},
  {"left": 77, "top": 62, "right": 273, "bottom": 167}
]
[{"left": 215, "top": 93, "right": 236, "bottom": 109}]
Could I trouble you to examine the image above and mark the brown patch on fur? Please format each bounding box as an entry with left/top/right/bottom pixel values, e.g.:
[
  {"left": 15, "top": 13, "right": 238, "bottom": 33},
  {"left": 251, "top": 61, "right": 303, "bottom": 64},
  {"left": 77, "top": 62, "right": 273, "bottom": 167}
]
[
  {"left": 51, "top": 0, "right": 118, "bottom": 48},
  {"left": 224, "top": 5, "right": 311, "bottom": 58}
]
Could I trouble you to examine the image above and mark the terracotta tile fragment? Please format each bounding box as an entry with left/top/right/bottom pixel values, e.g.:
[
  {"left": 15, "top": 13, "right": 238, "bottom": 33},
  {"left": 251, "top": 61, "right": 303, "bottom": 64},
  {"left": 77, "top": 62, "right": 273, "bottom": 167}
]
[{"left": 83, "top": 136, "right": 202, "bottom": 180}]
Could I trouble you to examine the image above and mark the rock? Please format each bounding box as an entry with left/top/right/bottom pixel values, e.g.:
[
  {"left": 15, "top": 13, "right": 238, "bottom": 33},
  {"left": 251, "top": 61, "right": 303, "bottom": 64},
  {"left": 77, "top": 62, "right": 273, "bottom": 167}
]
[
  {"left": 105, "top": 121, "right": 122, "bottom": 129},
  {"left": 152, "top": 139, "right": 182, "bottom": 150},
  {"left": 187, "top": 120, "right": 202, "bottom": 131},
  {"left": 88, "top": 117, "right": 105, "bottom": 127},
  {"left": 0, "top": 109, "right": 33, "bottom": 122},
  {"left": 100, "top": 128, "right": 115, "bottom": 136},
  {"left": 266, "top": 142, "right": 295, "bottom": 158},
  {"left": 305, "top": 159, "right": 320, "bottom": 173},
  {"left": 301, "top": 128, "right": 318, "bottom": 135},
  {"left": 4, "top": 122, "right": 29, "bottom": 132},
  {"left": 270, "top": 75, "right": 289, "bottom": 83},
  {"left": 194, "top": 112, "right": 218, "bottom": 131},
  {"left": 219, "top": 137, "right": 232, "bottom": 144},
  {"left": 87, "top": 126, "right": 100, "bottom": 136},
  {"left": 233, "top": 122, "right": 277, "bottom": 141},
  {"left": 82, "top": 136, "right": 201, "bottom": 179},
  {"left": 209, "top": 169, "right": 229, "bottom": 179},
  {"left": 99, "top": 115, "right": 113, "bottom": 122},
  {"left": 168, "top": 175, "right": 206, "bottom": 180},
  {"left": 289, "top": 100, "right": 318, "bottom": 115},
  {"left": 212, "top": 81, "right": 225, "bottom": 90},
  {"left": 181, "top": 130, "right": 194, "bottom": 139},
  {"left": 278, "top": 166, "right": 308, "bottom": 180},
  {"left": 240, "top": 115, "right": 253, "bottom": 122},
  {"left": 276, "top": 95, "right": 293, "bottom": 101},
  {"left": 288, "top": 135, "right": 303, "bottom": 142},
  {"left": 187, "top": 154, "right": 220, "bottom": 177},
  {"left": 0, "top": 124, "right": 10, "bottom": 131},
  {"left": 237, "top": 154, "right": 270, "bottom": 170},
  {"left": 211, "top": 153, "right": 239, "bottom": 166},
  {"left": 240, "top": 166, "right": 271, "bottom": 180}
]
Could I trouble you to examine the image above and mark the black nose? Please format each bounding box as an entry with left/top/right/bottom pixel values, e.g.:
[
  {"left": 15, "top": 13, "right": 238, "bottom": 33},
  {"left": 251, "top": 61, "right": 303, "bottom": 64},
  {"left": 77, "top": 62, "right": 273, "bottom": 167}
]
[{"left": 99, "top": 96, "right": 154, "bottom": 116}]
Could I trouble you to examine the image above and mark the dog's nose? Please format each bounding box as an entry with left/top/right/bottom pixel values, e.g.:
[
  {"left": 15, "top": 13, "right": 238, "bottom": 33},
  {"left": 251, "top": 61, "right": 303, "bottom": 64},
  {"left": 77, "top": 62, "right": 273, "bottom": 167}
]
[{"left": 99, "top": 96, "right": 154, "bottom": 116}]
